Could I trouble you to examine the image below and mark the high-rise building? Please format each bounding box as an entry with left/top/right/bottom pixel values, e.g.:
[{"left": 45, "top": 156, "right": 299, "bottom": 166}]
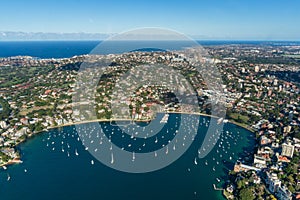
[
  {"left": 281, "top": 143, "right": 295, "bottom": 158},
  {"left": 267, "top": 173, "right": 281, "bottom": 193},
  {"left": 254, "top": 65, "right": 260, "bottom": 72}
]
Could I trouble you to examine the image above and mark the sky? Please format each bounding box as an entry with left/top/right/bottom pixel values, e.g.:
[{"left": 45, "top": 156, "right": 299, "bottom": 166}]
[{"left": 1, "top": 0, "right": 300, "bottom": 40}]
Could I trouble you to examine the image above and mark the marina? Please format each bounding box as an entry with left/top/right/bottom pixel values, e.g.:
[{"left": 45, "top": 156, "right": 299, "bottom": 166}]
[{"left": 0, "top": 113, "right": 255, "bottom": 200}]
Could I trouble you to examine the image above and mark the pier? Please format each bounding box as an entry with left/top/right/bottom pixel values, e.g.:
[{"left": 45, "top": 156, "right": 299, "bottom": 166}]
[{"left": 213, "top": 184, "right": 224, "bottom": 191}]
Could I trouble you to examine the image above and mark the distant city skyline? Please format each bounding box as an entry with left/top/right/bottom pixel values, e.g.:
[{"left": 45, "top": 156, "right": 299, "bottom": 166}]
[
  {"left": 1, "top": 0, "right": 300, "bottom": 40},
  {"left": 1, "top": 31, "right": 300, "bottom": 41}
]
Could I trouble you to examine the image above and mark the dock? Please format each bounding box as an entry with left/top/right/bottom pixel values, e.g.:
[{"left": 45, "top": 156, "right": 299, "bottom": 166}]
[
  {"left": 160, "top": 113, "right": 169, "bottom": 123},
  {"left": 213, "top": 184, "right": 224, "bottom": 191}
]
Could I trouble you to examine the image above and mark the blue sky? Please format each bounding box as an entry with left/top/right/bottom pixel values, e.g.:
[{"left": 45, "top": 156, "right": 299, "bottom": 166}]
[{"left": 1, "top": 0, "right": 300, "bottom": 40}]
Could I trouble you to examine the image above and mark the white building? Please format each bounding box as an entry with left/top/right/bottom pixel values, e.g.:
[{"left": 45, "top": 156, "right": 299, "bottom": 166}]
[
  {"left": 254, "top": 155, "right": 267, "bottom": 168},
  {"left": 0, "top": 121, "right": 8, "bottom": 129},
  {"left": 266, "top": 172, "right": 281, "bottom": 193},
  {"left": 254, "top": 65, "right": 260, "bottom": 72},
  {"left": 281, "top": 143, "right": 295, "bottom": 158}
]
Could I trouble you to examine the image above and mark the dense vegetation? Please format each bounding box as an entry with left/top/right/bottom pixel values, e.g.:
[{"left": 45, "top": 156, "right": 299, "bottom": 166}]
[
  {"left": 266, "top": 70, "right": 300, "bottom": 84},
  {"left": 240, "top": 56, "right": 300, "bottom": 65},
  {"left": 0, "top": 98, "right": 11, "bottom": 120},
  {"left": 0, "top": 65, "right": 54, "bottom": 88}
]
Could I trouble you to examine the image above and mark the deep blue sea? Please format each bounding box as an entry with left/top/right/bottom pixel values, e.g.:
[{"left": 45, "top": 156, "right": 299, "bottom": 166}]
[
  {"left": 0, "top": 41, "right": 100, "bottom": 58},
  {"left": 0, "top": 40, "right": 299, "bottom": 58}
]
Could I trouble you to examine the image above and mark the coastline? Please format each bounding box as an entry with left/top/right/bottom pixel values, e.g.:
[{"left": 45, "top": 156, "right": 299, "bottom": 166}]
[
  {"left": 1, "top": 111, "right": 255, "bottom": 168},
  {"left": 0, "top": 158, "right": 23, "bottom": 168}
]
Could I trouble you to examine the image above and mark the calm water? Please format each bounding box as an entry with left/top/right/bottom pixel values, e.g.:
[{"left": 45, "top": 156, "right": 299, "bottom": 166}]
[
  {"left": 0, "top": 114, "right": 255, "bottom": 200},
  {"left": 0, "top": 40, "right": 299, "bottom": 58},
  {"left": 0, "top": 41, "right": 100, "bottom": 58}
]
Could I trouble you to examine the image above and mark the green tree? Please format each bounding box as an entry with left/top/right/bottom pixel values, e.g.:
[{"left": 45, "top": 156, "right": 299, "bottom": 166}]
[
  {"left": 237, "top": 180, "right": 245, "bottom": 189},
  {"left": 238, "top": 188, "right": 255, "bottom": 200},
  {"left": 144, "top": 106, "right": 150, "bottom": 112}
]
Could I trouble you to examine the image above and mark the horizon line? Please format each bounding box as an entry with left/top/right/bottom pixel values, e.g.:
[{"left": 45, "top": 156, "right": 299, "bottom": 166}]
[
  {"left": 1, "top": 39, "right": 300, "bottom": 42},
  {"left": 1, "top": 31, "right": 299, "bottom": 42}
]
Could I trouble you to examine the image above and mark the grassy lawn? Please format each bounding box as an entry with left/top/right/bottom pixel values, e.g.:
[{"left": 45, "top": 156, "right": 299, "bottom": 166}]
[
  {"left": 283, "top": 54, "right": 300, "bottom": 59},
  {"left": 20, "top": 105, "right": 53, "bottom": 116},
  {"left": 228, "top": 112, "right": 249, "bottom": 124}
]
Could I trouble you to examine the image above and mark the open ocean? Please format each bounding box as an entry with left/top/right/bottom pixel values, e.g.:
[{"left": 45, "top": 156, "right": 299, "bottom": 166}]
[
  {"left": 0, "top": 41, "right": 259, "bottom": 200},
  {"left": 0, "top": 40, "right": 299, "bottom": 58}
]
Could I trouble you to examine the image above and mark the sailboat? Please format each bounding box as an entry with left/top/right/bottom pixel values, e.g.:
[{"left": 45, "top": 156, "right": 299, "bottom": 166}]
[
  {"left": 75, "top": 149, "right": 79, "bottom": 156},
  {"left": 111, "top": 153, "right": 114, "bottom": 164},
  {"left": 194, "top": 158, "right": 198, "bottom": 165},
  {"left": 132, "top": 152, "right": 135, "bottom": 161}
]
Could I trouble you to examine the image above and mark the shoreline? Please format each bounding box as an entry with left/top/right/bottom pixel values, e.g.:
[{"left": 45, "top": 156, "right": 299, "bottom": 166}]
[
  {"left": 1, "top": 111, "right": 255, "bottom": 168},
  {"left": 0, "top": 158, "right": 23, "bottom": 168},
  {"left": 42, "top": 112, "right": 255, "bottom": 135}
]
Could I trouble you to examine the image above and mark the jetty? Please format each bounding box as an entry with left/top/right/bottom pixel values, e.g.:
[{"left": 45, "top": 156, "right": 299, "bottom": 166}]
[
  {"left": 160, "top": 113, "right": 169, "bottom": 123},
  {"left": 213, "top": 184, "right": 224, "bottom": 191}
]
